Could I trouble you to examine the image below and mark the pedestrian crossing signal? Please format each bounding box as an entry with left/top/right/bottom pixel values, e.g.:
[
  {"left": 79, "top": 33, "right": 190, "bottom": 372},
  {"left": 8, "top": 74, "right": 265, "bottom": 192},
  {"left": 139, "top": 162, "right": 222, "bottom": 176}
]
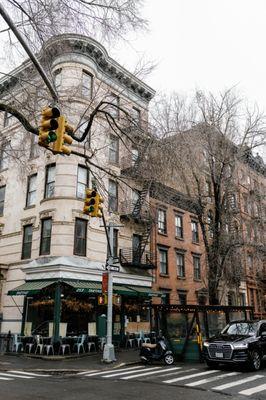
[{"left": 98, "top": 294, "right": 107, "bottom": 305}]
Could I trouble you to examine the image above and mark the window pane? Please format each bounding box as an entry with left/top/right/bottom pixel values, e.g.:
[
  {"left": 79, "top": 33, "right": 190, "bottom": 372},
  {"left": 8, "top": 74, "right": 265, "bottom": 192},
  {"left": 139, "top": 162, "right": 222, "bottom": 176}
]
[
  {"left": 108, "top": 180, "right": 118, "bottom": 212},
  {"left": 106, "top": 94, "right": 119, "bottom": 118},
  {"left": 109, "top": 135, "right": 119, "bottom": 163},
  {"left": 74, "top": 218, "right": 87, "bottom": 256},
  {"left": 40, "top": 219, "right": 52, "bottom": 255},
  {"left": 0, "top": 186, "right": 6, "bottom": 216},
  {"left": 176, "top": 253, "right": 185, "bottom": 277},
  {"left": 159, "top": 249, "right": 168, "bottom": 274},
  {"left": 82, "top": 71, "right": 92, "bottom": 98},
  {"left": 175, "top": 215, "right": 183, "bottom": 238},
  {"left": 158, "top": 209, "right": 166, "bottom": 234},
  {"left": 45, "top": 165, "right": 55, "bottom": 198},
  {"left": 193, "top": 256, "right": 201, "bottom": 279},
  {"left": 22, "top": 225, "right": 33, "bottom": 259},
  {"left": 77, "top": 166, "right": 88, "bottom": 199},
  {"left": 26, "top": 174, "right": 37, "bottom": 207}
]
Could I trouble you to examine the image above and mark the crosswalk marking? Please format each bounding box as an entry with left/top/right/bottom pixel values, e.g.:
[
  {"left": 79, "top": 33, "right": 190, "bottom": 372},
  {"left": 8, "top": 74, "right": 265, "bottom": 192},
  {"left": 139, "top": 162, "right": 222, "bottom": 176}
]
[
  {"left": 186, "top": 372, "right": 240, "bottom": 387},
  {"left": 163, "top": 369, "right": 219, "bottom": 384},
  {"left": 77, "top": 370, "right": 98, "bottom": 375},
  {"left": 0, "top": 377, "right": 12, "bottom": 381},
  {"left": 121, "top": 367, "right": 182, "bottom": 380},
  {"left": 0, "top": 372, "right": 33, "bottom": 379},
  {"left": 8, "top": 370, "right": 50, "bottom": 377},
  {"left": 103, "top": 366, "right": 159, "bottom": 378},
  {"left": 212, "top": 375, "right": 264, "bottom": 391},
  {"left": 161, "top": 368, "right": 196, "bottom": 377},
  {"left": 239, "top": 383, "right": 266, "bottom": 396},
  {"left": 85, "top": 365, "right": 144, "bottom": 377}
]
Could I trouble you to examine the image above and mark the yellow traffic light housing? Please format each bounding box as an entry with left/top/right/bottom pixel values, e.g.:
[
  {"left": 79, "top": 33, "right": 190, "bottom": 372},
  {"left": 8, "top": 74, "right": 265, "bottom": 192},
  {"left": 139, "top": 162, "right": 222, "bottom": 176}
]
[
  {"left": 38, "top": 107, "right": 60, "bottom": 149},
  {"left": 53, "top": 116, "right": 74, "bottom": 155},
  {"left": 83, "top": 189, "right": 104, "bottom": 217}
]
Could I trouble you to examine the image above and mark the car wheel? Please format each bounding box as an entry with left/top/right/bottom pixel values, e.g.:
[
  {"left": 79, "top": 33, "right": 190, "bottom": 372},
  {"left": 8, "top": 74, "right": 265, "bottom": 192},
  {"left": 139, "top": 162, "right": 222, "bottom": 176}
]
[
  {"left": 249, "top": 350, "right": 261, "bottom": 371},
  {"left": 164, "top": 354, "right": 174, "bottom": 365},
  {"left": 206, "top": 360, "right": 218, "bottom": 368}
]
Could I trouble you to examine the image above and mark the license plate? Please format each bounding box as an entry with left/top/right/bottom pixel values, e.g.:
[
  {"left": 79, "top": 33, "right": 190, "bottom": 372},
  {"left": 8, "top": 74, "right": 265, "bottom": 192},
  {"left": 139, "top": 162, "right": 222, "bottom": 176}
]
[{"left": 215, "top": 352, "right": 223, "bottom": 358}]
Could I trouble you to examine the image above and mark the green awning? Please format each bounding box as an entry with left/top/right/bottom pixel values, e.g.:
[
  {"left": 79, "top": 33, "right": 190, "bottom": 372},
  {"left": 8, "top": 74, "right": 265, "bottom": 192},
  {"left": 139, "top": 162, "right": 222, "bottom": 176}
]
[
  {"left": 67, "top": 281, "right": 102, "bottom": 294},
  {"left": 8, "top": 280, "right": 165, "bottom": 298},
  {"left": 8, "top": 280, "right": 57, "bottom": 296}
]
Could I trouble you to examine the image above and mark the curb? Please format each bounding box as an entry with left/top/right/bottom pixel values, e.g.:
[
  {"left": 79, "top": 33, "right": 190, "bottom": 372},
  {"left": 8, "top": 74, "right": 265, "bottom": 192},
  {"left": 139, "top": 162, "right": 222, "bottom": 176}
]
[{"left": 0, "top": 357, "right": 140, "bottom": 374}]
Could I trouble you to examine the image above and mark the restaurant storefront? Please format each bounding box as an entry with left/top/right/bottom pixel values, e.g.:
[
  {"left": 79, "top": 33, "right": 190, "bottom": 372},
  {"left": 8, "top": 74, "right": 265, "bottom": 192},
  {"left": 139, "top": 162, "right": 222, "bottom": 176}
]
[{"left": 8, "top": 278, "right": 163, "bottom": 346}]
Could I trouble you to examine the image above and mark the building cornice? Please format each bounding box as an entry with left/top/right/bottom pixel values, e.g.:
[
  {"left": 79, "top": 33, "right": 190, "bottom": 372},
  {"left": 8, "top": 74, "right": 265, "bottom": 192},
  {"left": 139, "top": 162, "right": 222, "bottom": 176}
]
[{"left": 0, "top": 34, "right": 156, "bottom": 103}]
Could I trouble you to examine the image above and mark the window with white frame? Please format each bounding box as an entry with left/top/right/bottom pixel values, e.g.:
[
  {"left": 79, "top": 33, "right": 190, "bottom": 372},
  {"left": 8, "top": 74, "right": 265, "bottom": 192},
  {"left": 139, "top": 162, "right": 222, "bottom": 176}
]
[
  {"left": 175, "top": 214, "right": 183, "bottom": 238},
  {"left": 81, "top": 70, "right": 93, "bottom": 98},
  {"left": 106, "top": 93, "right": 119, "bottom": 118},
  {"left": 108, "top": 179, "right": 118, "bottom": 212},
  {"left": 26, "top": 174, "right": 37, "bottom": 207},
  {"left": 44, "top": 164, "right": 56, "bottom": 199},
  {"left": 109, "top": 135, "right": 119, "bottom": 164},
  {"left": 158, "top": 248, "right": 168, "bottom": 274},
  {"left": 193, "top": 255, "right": 201, "bottom": 280},
  {"left": 158, "top": 209, "right": 167, "bottom": 234},
  {"left": 76, "top": 165, "right": 88, "bottom": 199},
  {"left": 191, "top": 220, "right": 199, "bottom": 243},
  {"left": 21, "top": 224, "right": 33, "bottom": 260},
  {"left": 176, "top": 252, "right": 185, "bottom": 277},
  {"left": 40, "top": 218, "right": 52, "bottom": 255}
]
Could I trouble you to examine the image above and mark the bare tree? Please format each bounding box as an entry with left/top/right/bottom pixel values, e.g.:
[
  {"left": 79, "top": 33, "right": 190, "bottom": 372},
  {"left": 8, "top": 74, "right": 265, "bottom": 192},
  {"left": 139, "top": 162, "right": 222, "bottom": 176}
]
[{"left": 139, "top": 88, "right": 266, "bottom": 305}]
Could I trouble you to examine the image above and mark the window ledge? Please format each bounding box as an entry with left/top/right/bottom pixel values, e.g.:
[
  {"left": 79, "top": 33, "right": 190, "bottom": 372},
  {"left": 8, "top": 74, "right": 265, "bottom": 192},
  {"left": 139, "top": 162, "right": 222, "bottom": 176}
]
[
  {"left": 175, "top": 236, "right": 184, "bottom": 241},
  {"left": 177, "top": 276, "right": 186, "bottom": 280},
  {"left": 158, "top": 232, "right": 167, "bottom": 237},
  {"left": 159, "top": 274, "right": 169, "bottom": 278},
  {"left": 192, "top": 241, "right": 200, "bottom": 245},
  {"left": 24, "top": 205, "right": 36, "bottom": 210},
  {"left": 193, "top": 278, "right": 202, "bottom": 282}
]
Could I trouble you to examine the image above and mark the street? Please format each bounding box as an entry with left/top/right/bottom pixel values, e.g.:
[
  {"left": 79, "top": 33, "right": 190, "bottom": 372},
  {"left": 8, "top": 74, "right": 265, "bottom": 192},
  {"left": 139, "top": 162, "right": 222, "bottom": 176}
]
[{"left": 0, "top": 363, "right": 265, "bottom": 400}]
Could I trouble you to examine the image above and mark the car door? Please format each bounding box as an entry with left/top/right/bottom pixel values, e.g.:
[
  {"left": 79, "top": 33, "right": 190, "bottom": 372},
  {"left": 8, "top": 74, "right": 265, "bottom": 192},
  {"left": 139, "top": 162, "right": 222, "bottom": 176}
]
[{"left": 259, "top": 323, "right": 266, "bottom": 358}]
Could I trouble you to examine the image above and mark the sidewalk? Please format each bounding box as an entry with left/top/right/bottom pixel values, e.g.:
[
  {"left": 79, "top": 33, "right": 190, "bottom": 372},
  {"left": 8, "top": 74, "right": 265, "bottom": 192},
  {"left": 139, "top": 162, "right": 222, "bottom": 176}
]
[{"left": 0, "top": 348, "right": 140, "bottom": 373}]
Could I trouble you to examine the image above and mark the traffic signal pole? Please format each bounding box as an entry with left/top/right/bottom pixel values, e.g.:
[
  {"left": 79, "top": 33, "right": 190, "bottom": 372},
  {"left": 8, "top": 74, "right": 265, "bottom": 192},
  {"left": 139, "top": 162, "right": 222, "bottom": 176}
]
[{"left": 101, "top": 211, "right": 116, "bottom": 363}]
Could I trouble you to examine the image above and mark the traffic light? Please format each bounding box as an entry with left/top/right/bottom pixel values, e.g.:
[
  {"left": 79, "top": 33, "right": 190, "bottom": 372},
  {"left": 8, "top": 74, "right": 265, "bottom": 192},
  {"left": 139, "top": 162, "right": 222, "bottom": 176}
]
[
  {"left": 53, "top": 116, "right": 74, "bottom": 155},
  {"left": 38, "top": 107, "right": 60, "bottom": 148},
  {"left": 98, "top": 294, "right": 107, "bottom": 305},
  {"left": 83, "top": 189, "right": 104, "bottom": 217}
]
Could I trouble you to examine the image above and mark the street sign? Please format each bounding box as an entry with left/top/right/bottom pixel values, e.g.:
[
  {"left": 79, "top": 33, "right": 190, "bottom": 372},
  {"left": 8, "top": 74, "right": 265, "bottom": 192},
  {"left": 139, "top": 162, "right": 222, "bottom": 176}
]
[{"left": 105, "top": 258, "right": 120, "bottom": 272}]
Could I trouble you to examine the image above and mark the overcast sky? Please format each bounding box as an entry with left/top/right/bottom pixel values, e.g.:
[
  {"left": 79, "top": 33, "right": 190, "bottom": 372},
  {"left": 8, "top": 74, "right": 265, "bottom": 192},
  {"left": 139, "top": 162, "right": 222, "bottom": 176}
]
[{"left": 110, "top": 0, "right": 266, "bottom": 113}]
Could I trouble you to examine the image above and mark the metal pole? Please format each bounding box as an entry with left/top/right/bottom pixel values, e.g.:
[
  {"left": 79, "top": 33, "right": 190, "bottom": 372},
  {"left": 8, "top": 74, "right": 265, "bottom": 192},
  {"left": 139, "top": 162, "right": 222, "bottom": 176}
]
[
  {"left": 103, "top": 222, "right": 116, "bottom": 363},
  {"left": 0, "top": 4, "right": 58, "bottom": 102}
]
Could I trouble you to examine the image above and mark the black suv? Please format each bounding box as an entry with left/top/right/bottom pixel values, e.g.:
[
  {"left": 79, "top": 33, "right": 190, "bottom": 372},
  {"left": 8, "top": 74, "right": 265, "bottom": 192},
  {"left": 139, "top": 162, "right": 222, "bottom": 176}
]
[{"left": 203, "top": 320, "right": 266, "bottom": 371}]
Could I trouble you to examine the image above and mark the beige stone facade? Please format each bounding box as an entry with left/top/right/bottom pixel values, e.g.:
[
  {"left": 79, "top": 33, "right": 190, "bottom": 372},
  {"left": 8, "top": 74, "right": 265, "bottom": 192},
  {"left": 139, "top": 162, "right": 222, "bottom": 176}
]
[{"left": 0, "top": 34, "right": 156, "bottom": 334}]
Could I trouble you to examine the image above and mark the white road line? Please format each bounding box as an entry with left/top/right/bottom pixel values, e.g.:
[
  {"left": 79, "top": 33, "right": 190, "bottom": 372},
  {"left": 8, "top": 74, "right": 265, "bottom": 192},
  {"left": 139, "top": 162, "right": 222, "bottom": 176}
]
[
  {"left": 8, "top": 370, "right": 50, "bottom": 377},
  {"left": 77, "top": 370, "right": 98, "bottom": 375},
  {"left": 164, "top": 370, "right": 219, "bottom": 384},
  {"left": 121, "top": 367, "right": 182, "bottom": 380},
  {"left": 160, "top": 368, "right": 196, "bottom": 377},
  {"left": 186, "top": 372, "right": 240, "bottom": 387},
  {"left": 0, "top": 377, "right": 13, "bottom": 380},
  {"left": 239, "top": 383, "right": 266, "bottom": 396},
  {"left": 104, "top": 367, "right": 161, "bottom": 378},
  {"left": 0, "top": 372, "right": 33, "bottom": 379},
  {"left": 85, "top": 366, "right": 144, "bottom": 377},
  {"left": 212, "top": 375, "right": 264, "bottom": 391}
]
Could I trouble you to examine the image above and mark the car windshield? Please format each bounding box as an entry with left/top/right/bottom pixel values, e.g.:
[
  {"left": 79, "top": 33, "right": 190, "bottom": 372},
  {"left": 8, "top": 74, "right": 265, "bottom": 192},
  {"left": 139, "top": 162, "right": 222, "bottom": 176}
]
[{"left": 221, "top": 322, "right": 258, "bottom": 336}]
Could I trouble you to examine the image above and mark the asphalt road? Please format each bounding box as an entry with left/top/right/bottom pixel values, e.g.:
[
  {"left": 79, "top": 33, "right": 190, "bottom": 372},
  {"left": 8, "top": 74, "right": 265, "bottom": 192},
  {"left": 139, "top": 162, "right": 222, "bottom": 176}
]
[{"left": 0, "top": 363, "right": 266, "bottom": 400}]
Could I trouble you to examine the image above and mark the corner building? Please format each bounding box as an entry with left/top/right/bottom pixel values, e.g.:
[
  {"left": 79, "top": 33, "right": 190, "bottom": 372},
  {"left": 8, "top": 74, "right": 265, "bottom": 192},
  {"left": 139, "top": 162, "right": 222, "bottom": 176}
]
[{"left": 0, "top": 34, "right": 162, "bottom": 342}]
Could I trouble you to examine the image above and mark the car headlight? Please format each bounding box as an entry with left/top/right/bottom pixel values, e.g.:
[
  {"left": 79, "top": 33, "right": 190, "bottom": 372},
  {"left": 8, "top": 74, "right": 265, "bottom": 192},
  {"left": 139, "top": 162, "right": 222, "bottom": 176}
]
[
  {"left": 232, "top": 343, "right": 248, "bottom": 349},
  {"left": 203, "top": 342, "right": 210, "bottom": 347}
]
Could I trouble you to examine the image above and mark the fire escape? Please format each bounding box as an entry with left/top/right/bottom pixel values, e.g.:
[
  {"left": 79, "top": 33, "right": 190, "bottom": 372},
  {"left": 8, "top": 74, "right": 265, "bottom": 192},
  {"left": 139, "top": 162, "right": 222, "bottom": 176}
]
[{"left": 119, "top": 181, "right": 156, "bottom": 269}]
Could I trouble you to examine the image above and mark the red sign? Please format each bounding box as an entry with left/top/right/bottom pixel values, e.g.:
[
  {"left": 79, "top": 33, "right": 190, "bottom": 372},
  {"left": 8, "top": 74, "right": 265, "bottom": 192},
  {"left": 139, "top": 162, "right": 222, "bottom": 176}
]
[{"left": 102, "top": 272, "right": 108, "bottom": 293}]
